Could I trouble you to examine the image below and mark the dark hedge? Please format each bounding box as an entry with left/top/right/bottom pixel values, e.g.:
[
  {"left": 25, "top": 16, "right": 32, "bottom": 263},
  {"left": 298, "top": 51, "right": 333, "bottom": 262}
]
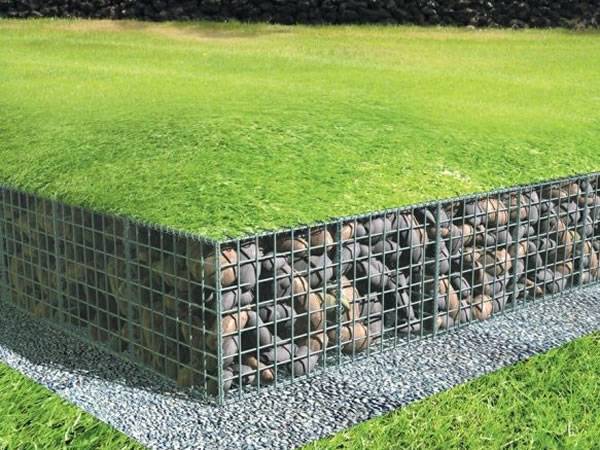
[{"left": 1, "top": 0, "right": 598, "bottom": 28}]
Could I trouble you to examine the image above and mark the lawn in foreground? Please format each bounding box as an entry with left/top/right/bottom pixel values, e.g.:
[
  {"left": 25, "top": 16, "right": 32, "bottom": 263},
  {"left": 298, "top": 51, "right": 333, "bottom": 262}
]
[
  {"left": 1, "top": 20, "right": 600, "bottom": 238},
  {"left": 0, "top": 363, "right": 142, "bottom": 450},
  {"left": 307, "top": 332, "right": 600, "bottom": 450},
  {"left": 1, "top": 332, "right": 598, "bottom": 449}
]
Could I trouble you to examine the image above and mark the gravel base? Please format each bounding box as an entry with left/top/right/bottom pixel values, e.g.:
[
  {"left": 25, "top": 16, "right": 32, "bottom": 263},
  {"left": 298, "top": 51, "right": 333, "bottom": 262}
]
[{"left": 1, "top": 286, "right": 600, "bottom": 450}]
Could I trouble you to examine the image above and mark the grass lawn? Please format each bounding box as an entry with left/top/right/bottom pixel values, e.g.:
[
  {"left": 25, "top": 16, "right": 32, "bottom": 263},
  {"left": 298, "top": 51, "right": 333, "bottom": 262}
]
[
  {"left": 307, "top": 331, "right": 600, "bottom": 449},
  {"left": 1, "top": 20, "right": 600, "bottom": 238},
  {"left": 0, "top": 363, "right": 142, "bottom": 450},
  {"left": 1, "top": 332, "right": 598, "bottom": 449}
]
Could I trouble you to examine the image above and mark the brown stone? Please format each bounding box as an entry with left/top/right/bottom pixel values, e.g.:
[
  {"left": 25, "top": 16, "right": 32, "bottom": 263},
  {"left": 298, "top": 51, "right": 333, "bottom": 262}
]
[{"left": 470, "top": 294, "right": 493, "bottom": 320}]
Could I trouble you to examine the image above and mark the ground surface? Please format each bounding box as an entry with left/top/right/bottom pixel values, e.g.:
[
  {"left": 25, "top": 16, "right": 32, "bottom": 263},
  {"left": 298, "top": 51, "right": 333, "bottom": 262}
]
[
  {"left": 308, "top": 332, "right": 600, "bottom": 449},
  {"left": 0, "top": 363, "right": 141, "bottom": 450},
  {"left": 1, "top": 285, "right": 599, "bottom": 449},
  {"left": 1, "top": 20, "right": 600, "bottom": 238},
  {"left": 3, "top": 323, "right": 599, "bottom": 450}
]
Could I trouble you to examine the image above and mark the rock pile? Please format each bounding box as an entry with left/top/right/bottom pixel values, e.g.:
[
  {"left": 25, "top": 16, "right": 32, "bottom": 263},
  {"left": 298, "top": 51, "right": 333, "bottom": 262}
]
[{"left": 1, "top": 0, "right": 599, "bottom": 28}]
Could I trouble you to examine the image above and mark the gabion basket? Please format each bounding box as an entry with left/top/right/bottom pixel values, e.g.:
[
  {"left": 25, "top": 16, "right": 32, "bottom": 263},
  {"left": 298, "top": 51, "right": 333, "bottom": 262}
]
[{"left": 1, "top": 172, "right": 599, "bottom": 404}]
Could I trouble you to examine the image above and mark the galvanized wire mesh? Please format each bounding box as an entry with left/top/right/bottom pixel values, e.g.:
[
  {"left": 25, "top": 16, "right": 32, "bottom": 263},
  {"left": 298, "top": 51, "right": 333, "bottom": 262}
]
[
  {"left": 217, "top": 173, "right": 600, "bottom": 401},
  {"left": 1, "top": 172, "right": 599, "bottom": 404},
  {"left": 0, "top": 188, "right": 220, "bottom": 398}
]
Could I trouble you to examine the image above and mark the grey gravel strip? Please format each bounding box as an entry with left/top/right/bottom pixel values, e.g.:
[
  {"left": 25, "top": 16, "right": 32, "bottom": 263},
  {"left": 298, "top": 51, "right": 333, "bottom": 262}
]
[{"left": 2, "top": 286, "right": 600, "bottom": 450}]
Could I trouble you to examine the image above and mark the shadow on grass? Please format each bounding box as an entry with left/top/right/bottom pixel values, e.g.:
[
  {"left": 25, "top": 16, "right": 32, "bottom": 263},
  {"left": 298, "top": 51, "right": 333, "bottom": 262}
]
[{"left": 48, "top": 18, "right": 294, "bottom": 40}]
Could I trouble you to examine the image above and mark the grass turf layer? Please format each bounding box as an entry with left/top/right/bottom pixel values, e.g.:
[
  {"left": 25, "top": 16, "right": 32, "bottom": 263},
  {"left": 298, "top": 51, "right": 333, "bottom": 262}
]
[
  {"left": 1, "top": 333, "right": 598, "bottom": 449},
  {"left": 306, "top": 332, "right": 600, "bottom": 450},
  {"left": 0, "top": 363, "right": 143, "bottom": 450},
  {"left": 1, "top": 20, "right": 600, "bottom": 239}
]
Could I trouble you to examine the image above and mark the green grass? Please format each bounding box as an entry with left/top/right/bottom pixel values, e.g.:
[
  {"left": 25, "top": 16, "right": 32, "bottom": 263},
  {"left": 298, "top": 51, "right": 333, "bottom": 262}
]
[
  {"left": 1, "top": 20, "right": 600, "bottom": 238},
  {"left": 306, "top": 332, "right": 600, "bottom": 450},
  {"left": 0, "top": 363, "right": 143, "bottom": 450},
  {"left": 2, "top": 333, "right": 598, "bottom": 449}
]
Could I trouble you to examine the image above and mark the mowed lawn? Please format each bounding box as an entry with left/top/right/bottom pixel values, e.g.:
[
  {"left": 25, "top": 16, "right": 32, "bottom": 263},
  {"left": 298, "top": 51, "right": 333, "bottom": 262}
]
[
  {"left": 307, "top": 332, "right": 600, "bottom": 450},
  {"left": 1, "top": 20, "right": 600, "bottom": 238},
  {"left": 1, "top": 332, "right": 598, "bottom": 449},
  {"left": 0, "top": 363, "right": 142, "bottom": 450}
]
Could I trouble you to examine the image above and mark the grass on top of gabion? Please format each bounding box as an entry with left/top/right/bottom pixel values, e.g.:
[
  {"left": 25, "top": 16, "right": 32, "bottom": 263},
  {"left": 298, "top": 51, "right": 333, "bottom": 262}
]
[{"left": 1, "top": 20, "right": 600, "bottom": 239}]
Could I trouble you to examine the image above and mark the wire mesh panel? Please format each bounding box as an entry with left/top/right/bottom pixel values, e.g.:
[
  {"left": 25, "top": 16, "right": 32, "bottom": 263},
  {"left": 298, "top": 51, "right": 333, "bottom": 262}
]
[
  {"left": 1, "top": 173, "right": 599, "bottom": 404},
  {"left": 217, "top": 173, "right": 600, "bottom": 400},
  {"left": 0, "top": 187, "right": 220, "bottom": 399}
]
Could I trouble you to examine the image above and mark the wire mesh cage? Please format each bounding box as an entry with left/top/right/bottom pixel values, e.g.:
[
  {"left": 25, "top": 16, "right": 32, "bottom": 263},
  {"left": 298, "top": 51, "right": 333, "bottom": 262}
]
[
  {"left": 1, "top": 172, "right": 599, "bottom": 404},
  {"left": 0, "top": 188, "right": 221, "bottom": 397},
  {"left": 214, "top": 172, "right": 600, "bottom": 401}
]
